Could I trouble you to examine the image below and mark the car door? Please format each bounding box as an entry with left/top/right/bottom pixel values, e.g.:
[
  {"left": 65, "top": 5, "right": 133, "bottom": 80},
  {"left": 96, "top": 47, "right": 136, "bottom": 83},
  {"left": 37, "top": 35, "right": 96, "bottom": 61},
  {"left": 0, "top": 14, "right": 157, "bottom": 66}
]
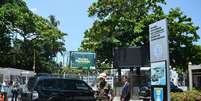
[
  {"left": 35, "top": 79, "right": 56, "bottom": 101},
  {"left": 58, "top": 79, "right": 76, "bottom": 101},
  {"left": 73, "top": 80, "right": 95, "bottom": 101},
  {"left": 36, "top": 79, "right": 74, "bottom": 101}
]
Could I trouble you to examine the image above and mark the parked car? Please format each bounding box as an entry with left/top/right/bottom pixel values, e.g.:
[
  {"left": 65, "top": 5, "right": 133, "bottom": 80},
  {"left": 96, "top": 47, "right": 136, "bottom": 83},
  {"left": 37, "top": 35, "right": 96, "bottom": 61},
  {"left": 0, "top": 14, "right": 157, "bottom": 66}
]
[{"left": 21, "top": 75, "right": 96, "bottom": 101}]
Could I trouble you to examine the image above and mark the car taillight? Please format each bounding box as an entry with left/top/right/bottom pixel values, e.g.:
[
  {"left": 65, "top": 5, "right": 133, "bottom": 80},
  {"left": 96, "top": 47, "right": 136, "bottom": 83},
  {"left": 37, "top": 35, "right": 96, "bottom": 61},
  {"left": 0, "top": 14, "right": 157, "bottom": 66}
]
[{"left": 32, "top": 91, "right": 39, "bottom": 100}]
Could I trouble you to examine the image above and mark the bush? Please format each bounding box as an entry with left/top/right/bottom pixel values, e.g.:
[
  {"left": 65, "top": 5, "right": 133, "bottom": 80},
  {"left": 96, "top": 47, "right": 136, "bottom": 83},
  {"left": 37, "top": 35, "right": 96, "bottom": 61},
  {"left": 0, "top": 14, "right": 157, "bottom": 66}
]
[{"left": 171, "top": 90, "right": 201, "bottom": 101}]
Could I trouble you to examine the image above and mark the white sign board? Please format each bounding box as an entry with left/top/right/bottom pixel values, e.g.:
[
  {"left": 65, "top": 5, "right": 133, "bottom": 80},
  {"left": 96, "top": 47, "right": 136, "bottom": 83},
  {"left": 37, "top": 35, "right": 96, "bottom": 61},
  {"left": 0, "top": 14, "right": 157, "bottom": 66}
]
[
  {"left": 149, "top": 19, "right": 170, "bottom": 101},
  {"left": 149, "top": 19, "right": 169, "bottom": 62}
]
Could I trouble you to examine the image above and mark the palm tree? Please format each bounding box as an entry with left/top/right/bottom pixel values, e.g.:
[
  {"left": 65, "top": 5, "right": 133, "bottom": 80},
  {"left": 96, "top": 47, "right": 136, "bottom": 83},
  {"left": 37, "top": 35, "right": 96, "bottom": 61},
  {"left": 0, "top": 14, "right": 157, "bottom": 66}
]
[
  {"left": 48, "top": 15, "right": 60, "bottom": 27},
  {"left": 48, "top": 15, "right": 66, "bottom": 63}
]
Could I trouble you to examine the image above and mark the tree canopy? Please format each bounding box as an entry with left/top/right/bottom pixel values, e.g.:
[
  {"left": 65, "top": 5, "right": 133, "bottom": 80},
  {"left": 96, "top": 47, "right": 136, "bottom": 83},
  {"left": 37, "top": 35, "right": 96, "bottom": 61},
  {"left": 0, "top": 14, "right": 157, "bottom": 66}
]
[
  {"left": 0, "top": 0, "right": 66, "bottom": 73},
  {"left": 80, "top": 0, "right": 201, "bottom": 71}
]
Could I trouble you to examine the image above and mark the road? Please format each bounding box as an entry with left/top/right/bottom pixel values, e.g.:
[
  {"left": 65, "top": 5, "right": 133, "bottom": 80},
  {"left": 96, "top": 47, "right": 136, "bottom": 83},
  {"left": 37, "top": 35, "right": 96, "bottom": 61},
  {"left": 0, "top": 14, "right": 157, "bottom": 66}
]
[{"left": 113, "top": 96, "right": 143, "bottom": 101}]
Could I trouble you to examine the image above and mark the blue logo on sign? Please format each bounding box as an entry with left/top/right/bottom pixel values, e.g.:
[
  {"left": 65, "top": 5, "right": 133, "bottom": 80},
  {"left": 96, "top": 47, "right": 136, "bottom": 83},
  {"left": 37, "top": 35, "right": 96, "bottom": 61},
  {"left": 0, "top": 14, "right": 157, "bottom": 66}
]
[{"left": 154, "top": 88, "right": 163, "bottom": 101}]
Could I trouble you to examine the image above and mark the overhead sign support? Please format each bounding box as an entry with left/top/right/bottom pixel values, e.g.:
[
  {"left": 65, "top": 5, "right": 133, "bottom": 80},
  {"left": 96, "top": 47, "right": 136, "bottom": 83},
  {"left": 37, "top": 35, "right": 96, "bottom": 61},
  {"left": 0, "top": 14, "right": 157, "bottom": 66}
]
[{"left": 149, "top": 19, "right": 170, "bottom": 101}]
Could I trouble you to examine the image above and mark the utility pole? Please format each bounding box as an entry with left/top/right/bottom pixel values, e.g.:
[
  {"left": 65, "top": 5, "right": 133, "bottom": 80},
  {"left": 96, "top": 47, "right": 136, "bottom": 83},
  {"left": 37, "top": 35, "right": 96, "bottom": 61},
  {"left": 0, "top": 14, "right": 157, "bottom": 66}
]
[{"left": 33, "top": 49, "right": 36, "bottom": 73}]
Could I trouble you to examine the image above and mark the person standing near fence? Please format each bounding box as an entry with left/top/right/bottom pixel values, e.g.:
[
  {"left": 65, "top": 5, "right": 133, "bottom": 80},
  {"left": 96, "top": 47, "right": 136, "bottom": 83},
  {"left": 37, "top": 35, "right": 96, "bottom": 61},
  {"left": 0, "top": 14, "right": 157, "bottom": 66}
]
[
  {"left": 96, "top": 73, "right": 114, "bottom": 101},
  {"left": 120, "top": 75, "right": 131, "bottom": 101}
]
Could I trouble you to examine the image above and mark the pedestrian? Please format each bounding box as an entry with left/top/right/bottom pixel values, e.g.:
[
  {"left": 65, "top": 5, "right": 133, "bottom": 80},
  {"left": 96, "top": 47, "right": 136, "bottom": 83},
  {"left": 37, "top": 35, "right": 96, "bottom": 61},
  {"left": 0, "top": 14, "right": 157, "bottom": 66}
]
[
  {"left": 120, "top": 75, "right": 131, "bottom": 101},
  {"left": 0, "top": 81, "right": 6, "bottom": 101},
  {"left": 96, "top": 72, "right": 114, "bottom": 101},
  {"left": 11, "top": 82, "right": 19, "bottom": 101},
  {"left": 0, "top": 93, "right": 5, "bottom": 101}
]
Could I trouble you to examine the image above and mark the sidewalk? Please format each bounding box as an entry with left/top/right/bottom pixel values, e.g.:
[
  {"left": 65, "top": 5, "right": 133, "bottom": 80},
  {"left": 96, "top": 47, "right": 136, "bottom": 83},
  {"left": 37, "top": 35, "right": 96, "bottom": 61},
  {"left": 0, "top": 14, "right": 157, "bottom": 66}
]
[
  {"left": 113, "top": 96, "right": 143, "bottom": 101},
  {"left": 8, "top": 98, "right": 19, "bottom": 101}
]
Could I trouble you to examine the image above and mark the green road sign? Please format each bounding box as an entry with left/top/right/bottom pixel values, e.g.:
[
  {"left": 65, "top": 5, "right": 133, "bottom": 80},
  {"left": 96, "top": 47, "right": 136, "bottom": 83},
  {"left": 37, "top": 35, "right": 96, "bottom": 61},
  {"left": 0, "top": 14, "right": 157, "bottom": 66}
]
[{"left": 70, "top": 51, "right": 95, "bottom": 69}]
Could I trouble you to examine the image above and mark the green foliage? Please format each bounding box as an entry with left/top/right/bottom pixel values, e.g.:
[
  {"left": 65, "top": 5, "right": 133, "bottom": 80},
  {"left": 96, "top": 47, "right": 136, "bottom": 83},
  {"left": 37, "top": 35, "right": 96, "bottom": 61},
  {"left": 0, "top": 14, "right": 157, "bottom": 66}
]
[
  {"left": 167, "top": 8, "right": 200, "bottom": 70},
  {"left": 58, "top": 67, "right": 83, "bottom": 74},
  {"left": 171, "top": 90, "right": 201, "bottom": 101},
  {"left": 81, "top": 0, "right": 167, "bottom": 66},
  {"left": 0, "top": 0, "right": 66, "bottom": 73},
  {"left": 81, "top": 0, "right": 201, "bottom": 71}
]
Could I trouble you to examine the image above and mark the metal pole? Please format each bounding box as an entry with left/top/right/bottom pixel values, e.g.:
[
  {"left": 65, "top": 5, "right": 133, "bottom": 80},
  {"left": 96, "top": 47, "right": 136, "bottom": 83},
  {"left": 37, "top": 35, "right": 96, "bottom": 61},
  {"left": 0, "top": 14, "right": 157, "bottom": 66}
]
[
  {"left": 33, "top": 49, "right": 36, "bottom": 73},
  {"left": 130, "top": 67, "right": 134, "bottom": 99},
  {"left": 66, "top": 51, "right": 69, "bottom": 67},
  {"left": 86, "top": 68, "right": 90, "bottom": 84},
  {"left": 63, "top": 53, "right": 65, "bottom": 67},
  {"left": 69, "top": 51, "right": 71, "bottom": 68}
]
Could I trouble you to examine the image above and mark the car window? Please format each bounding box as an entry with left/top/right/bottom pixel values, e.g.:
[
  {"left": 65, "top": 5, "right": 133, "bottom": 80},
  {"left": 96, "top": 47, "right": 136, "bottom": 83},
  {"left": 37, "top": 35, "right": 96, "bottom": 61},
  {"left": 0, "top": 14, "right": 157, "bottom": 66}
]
[
  {"left": 61, "top": 79, "right": 75, "bottom": 90},
  {"left": 42, "top": 79, "right": 58, "bottom": 90},
  {"left": 27, "top": 77, "right": 36, "bottom": 91},
  {"left": 75, "top": 81, "right": 89, "bottom": 90},
  {"left": 37, "top": 79, "right": 76, "bottom": 91},
  {"left": 35, "top": 80, "right": 44, "bottom": 90}
]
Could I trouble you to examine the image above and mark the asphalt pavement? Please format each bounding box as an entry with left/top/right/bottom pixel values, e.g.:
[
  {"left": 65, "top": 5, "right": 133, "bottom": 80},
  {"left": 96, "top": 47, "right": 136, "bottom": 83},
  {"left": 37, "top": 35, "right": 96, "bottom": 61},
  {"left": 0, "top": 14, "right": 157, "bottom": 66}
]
[
  {"left": 113, "top": 96, "right": 143, "bottom": 101},
  {"left": 7, "top": 96, "right": 143, "bottom": 101}
]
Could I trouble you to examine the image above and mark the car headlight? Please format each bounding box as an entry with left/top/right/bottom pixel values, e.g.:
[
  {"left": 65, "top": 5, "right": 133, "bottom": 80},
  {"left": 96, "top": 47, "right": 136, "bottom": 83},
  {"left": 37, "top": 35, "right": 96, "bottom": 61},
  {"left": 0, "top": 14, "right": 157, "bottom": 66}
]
[{"left": 32, "top": 91, "right": 39, "bottom": 100}]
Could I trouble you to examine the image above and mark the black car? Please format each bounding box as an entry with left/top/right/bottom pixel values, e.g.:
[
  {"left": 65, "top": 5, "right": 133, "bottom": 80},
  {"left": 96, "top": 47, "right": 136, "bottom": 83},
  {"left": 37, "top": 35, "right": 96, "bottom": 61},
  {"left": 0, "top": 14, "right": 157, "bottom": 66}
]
[{"left": 21, "top": 75, "right": 96, "bottom": 101}]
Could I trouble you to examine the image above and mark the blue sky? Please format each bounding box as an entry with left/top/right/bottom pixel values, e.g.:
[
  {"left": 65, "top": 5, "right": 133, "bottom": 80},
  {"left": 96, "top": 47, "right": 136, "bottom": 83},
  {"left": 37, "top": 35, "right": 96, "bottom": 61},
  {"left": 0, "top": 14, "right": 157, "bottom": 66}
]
[
  {"left": 26, "top": 0, "right": 95, "bottom": 51},
  {"left": 26, "top": 0, "right": 201, "bottom": 52}
]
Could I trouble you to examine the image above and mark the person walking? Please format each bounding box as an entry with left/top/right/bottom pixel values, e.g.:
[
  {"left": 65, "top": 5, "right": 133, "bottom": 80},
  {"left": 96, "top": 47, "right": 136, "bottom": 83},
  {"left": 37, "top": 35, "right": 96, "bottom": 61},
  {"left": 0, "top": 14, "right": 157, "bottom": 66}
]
[
  {"left": 11, "top": 82, "right": 19, "bottom": 101},
  {"left": 96, "top": 73, "right": 114, "bottom": 101},
  {"left": 120, "top": 75, "right": 131, "bottom": 101}
]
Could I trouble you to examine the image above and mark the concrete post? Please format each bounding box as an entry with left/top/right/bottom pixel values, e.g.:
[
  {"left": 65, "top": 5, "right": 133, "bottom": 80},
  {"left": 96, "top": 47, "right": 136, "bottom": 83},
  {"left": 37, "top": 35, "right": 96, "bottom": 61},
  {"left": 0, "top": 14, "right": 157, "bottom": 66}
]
[{"left": 188, "top": 63, "right": 192, "bottom": 91}]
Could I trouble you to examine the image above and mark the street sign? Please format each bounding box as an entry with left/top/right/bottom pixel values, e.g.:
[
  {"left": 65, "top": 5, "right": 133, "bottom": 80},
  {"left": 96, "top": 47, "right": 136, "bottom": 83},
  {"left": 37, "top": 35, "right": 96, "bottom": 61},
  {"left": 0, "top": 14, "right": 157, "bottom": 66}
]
[
  {"left": 149, "top": 19, "right": 170, "bottom": 101},
  {"left": 69, "top": 51, "right": 96, "bottom": 69},
  {"left": 149, "top": 19, "right": 169, "bottom": 62}
]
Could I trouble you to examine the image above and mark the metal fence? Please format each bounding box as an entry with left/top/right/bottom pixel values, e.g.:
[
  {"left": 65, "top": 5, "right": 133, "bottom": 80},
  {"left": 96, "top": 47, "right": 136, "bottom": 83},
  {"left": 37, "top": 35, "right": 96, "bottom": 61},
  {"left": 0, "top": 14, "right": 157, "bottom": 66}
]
[{"left": 113, "top": 70, "right": 150, "bottom": 100}]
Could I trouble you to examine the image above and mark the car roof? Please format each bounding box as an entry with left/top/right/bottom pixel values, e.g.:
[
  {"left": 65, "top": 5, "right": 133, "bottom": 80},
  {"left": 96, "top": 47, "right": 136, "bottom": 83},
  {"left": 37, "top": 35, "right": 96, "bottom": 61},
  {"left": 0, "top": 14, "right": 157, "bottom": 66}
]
[{"left": 34, "top": 75, "right": 82, "bottom": 82}]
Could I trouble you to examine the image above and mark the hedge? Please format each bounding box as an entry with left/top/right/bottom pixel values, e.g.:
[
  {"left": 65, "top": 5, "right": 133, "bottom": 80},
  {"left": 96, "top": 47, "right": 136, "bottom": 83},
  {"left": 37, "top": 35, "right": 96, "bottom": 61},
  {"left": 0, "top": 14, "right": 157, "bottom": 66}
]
[{"left": 171, "top": 90, "right": 201, "bottom": 101}]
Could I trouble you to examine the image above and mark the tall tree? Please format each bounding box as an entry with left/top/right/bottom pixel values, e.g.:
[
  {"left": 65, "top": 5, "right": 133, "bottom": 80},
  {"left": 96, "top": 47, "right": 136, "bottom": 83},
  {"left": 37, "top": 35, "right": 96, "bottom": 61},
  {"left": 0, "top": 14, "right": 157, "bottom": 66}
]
[
  {"left": 0, "top": 0, "right": 66, "bottom": 73},
  {"left": 80, "top": 0, "right": 201, "bottom": 71},
  {"left": 167, "top": 8, "right": 200, "bottom": 71}
]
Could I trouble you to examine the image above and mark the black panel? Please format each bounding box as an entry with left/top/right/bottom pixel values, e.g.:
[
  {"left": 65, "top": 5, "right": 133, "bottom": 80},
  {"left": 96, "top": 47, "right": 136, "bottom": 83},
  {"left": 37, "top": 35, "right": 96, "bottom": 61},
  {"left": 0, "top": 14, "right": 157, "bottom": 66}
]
[{"left": 113, "top": 47, "right": 150, "bottom": 68}]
